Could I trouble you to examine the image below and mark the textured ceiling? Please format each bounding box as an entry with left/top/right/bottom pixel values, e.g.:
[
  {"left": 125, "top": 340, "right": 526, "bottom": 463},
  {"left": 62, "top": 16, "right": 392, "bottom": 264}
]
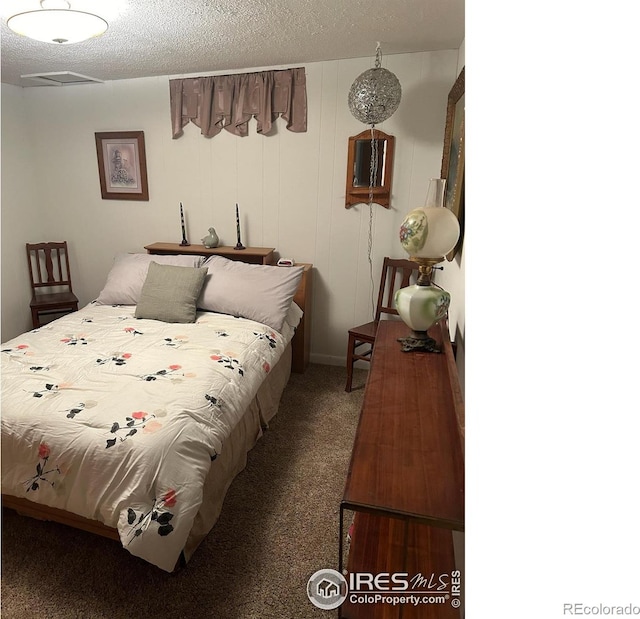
[{"left": 0, "top": 0, "right": 464, "bottom": 87}]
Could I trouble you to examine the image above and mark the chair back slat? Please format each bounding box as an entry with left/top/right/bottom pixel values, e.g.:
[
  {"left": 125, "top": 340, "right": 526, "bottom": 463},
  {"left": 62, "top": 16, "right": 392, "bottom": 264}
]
[
  {"left": 26, "top": 242, "right": 73, "bottom": 292},
  {"left": 374, "top": 257, "right": 419, "bottom": 322}
]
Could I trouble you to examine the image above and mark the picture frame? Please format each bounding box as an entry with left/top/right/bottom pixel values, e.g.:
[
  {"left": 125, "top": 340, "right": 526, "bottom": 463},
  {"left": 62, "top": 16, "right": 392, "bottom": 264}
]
[
  {"left": 440, "top": 67, "right": 465, "bottom": 261},
  {"left": 95, "top": 131, "right": 149, "bottom": 201}
]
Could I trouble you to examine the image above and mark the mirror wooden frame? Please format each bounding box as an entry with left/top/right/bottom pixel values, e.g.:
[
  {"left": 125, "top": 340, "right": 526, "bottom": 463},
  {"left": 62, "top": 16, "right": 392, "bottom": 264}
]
[
  {"left": 440, "top": 67, "right": 465, "bottom": 261},
  {"left": 345, "top": 129, "right": 395, "bottom": 209}
]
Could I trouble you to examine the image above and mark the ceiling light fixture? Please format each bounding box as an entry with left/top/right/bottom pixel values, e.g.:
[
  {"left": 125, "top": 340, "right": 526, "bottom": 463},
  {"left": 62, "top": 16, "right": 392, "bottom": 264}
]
[{"left": 7, "top": 0, "right": 108, "bottom": 45}]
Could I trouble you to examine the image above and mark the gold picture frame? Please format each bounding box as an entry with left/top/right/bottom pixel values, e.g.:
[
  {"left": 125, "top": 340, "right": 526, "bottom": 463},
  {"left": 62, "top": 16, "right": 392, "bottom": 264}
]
[
  {"left": 95, "top": 131, "right": 149, "bottom": 201},
  {"left": 440, "top": 68, "right": 465, "bottom": 261}
]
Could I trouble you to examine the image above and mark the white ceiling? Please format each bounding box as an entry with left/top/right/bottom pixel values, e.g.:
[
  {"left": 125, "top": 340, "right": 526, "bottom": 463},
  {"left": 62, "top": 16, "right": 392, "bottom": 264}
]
[{"left": 0, "top": 0, "right": 464, "bottom": 87}]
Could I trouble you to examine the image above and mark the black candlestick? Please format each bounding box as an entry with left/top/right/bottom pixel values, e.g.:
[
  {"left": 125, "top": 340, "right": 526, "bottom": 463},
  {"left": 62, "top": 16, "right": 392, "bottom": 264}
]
[
  {"left": 179, "top": 202, "right": 190, "bottom": 246},
  {"left": 234, "top": 203, "right": 245, "bottom": 250}
]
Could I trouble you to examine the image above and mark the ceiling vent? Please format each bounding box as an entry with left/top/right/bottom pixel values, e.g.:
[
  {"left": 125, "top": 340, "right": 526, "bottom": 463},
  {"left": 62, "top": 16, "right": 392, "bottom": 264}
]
[{"left": 20, "top": 71, "right": 104, "bottom": 87}]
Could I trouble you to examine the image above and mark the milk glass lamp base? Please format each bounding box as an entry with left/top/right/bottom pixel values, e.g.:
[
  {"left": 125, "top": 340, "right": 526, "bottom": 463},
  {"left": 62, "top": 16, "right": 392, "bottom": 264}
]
[{"left": 394, "top": 283, "right": 450, "bottom": 353}]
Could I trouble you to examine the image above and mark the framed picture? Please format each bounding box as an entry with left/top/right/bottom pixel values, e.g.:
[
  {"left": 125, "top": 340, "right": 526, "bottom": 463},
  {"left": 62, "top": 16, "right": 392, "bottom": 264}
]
[
  {"left": 440, "top": 67, "right": 465, "bottom": 261},
  {"left": 95, "top": 131, "right": 149, "bottom": 201}
]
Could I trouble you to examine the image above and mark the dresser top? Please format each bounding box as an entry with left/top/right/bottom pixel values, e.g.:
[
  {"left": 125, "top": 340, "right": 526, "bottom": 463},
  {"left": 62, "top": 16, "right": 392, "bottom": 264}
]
[{"left": 342, "top": 319, "right": 464, "bottom": 530}]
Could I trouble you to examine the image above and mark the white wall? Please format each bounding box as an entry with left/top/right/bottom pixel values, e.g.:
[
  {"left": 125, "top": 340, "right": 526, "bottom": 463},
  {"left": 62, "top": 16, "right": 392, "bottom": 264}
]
[
  {"left": 1, "top": 50, "right": 463, "bottom": 365},
  {"left": 1, "top": 84, "right": 46, "bottom": 339}
]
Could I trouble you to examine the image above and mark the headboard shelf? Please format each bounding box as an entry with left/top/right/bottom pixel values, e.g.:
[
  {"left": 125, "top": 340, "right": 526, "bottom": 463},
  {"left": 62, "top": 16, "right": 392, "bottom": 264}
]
[{"left": 144, "top": 243, "right": 275, "bottom": 265}]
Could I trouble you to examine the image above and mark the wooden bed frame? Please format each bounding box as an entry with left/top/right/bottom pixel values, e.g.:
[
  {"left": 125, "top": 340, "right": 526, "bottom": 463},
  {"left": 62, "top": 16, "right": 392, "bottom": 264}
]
[{"left": 2, "top": 244, "right": 312, "bottom": 550}]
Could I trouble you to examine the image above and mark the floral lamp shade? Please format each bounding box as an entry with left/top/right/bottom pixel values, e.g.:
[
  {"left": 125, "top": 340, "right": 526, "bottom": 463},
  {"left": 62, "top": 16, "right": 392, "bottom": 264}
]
[{"left": 395, "top": 179, "right": 460, "bottom": 352}]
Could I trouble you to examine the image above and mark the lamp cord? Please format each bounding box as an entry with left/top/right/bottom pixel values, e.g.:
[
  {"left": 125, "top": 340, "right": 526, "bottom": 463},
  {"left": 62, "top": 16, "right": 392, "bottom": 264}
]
[{"left": 368, "top": 124, "right": 379, "bottom": 319}]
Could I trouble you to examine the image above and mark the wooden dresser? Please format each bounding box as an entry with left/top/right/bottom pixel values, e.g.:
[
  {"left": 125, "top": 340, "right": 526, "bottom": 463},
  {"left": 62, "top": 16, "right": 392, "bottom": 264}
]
[
  {"left": 144, "top": 243, "right": 312, "bottom": 373},
  {"left": 339, "top": 319, "right": 464, "bottom": 619}
]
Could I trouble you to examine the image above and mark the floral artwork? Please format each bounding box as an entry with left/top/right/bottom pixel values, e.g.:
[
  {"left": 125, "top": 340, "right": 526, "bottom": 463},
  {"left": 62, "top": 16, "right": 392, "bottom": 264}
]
[{"left": 95, "top": 131, "right": 149, "bottom": 201}]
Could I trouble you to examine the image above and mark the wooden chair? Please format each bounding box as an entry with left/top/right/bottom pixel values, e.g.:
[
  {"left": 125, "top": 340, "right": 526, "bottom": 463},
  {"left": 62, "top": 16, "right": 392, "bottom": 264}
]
[
  {"left": 26, "top": 242, "right": 79, "bottom": 329},
  {"left": 345, "top": 257, "right": 419, "bottom": 392}
]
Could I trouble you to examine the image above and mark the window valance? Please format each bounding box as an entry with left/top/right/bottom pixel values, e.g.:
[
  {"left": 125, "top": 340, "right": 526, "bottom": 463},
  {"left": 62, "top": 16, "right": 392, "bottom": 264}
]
[{"left": 169, "top": 67, "right": 307, "bottom": 139}]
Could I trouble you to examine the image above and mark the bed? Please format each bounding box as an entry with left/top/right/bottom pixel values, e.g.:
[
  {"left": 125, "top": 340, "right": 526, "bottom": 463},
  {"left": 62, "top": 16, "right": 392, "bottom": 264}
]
[{"left": 1, "top": 248, "right": 309, "bottom": 572}]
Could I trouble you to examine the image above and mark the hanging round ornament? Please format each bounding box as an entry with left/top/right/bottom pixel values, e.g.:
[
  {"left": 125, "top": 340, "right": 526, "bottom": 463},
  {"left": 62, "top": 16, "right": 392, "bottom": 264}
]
[{"left": 348, "top": 43, "right": 402, "bottom": 125}]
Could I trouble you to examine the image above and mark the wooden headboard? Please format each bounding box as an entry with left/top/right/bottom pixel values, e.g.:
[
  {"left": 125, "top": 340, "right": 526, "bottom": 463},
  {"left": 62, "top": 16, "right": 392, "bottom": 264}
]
[{"left": 144, "top": 243, "right": 312, "bottom": 373}]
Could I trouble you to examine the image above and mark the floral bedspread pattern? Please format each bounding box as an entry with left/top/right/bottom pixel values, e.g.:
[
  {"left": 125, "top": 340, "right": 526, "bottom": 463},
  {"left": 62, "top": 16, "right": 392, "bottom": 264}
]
[{"left": 1, "top": 304, "right": 289, "bottom": 572}]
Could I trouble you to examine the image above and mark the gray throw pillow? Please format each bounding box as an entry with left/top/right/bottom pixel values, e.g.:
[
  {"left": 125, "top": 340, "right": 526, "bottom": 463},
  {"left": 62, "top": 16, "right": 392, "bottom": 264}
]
[{"left": 135, "top": 262, "right": 208, "bottom": 323}]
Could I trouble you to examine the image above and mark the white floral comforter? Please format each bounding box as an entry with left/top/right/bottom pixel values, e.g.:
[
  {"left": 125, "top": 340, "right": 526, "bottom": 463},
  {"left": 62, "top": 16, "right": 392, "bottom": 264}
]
[{"left": 1, "top": 303, "right": 290, "bottom": 571}]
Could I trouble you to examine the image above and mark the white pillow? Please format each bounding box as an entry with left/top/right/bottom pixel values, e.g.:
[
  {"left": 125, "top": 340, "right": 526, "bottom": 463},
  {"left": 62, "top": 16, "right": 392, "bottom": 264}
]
[
  {"left": 96, "top": 253, "right": 204, "bottom": 305},
  {"left": 198, "top": 256, "right": 304, "bottom": 332},
  {"left": 285, "top": 302, "right": 304, "bottom": 329}
]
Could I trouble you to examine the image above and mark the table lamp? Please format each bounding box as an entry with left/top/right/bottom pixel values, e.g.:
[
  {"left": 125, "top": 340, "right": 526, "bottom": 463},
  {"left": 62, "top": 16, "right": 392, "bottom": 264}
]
[{"left": 395, "top": 178, "right": 460, "bottom": 352}]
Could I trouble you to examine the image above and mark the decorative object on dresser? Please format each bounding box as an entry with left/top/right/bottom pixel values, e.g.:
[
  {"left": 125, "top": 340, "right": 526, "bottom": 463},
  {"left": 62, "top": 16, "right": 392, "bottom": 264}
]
[
  {"left": 202, "top": 227, "right": 219, "bottom": 248},
  {"left": 345, "top": 257, "right": 418, "bottom": 392},
  {"left": 395, "top": 178, "right": 460, "bottom": 352},
  {"left": 94, "top": 131, "right": 149, "bottom": 201},
  {"left": 26, "top": 241, "right": 79, "bottom": 328},
  {"left": 179, "top": 202, "right": 190, "bottom": 246},
  {"left": 339, "top": 319, "right": 464, "bottom": 619},
  {"left": 234, "top": 203, "right": 245, "bottom": 250}
]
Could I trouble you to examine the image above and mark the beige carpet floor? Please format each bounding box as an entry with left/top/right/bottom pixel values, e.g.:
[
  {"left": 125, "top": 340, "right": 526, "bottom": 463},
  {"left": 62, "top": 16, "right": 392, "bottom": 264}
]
[{"left": 1, "top": 363, "right": 367, "bottom": 619}]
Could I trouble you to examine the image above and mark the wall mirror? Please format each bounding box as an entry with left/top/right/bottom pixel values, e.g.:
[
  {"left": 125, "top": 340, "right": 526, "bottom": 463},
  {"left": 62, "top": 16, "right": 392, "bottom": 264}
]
[
  {"left": 345, "top": 128, "right": 395, "bottom": 208},
  {"left": 440, "top": 67, "right": 465, "bottom": 261}
]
